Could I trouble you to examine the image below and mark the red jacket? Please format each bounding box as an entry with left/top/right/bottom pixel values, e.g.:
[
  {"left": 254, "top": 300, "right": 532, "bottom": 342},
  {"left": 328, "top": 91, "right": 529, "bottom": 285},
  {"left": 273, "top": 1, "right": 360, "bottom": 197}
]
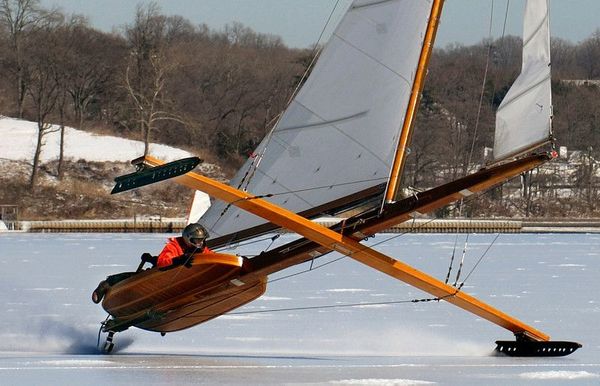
[{"left": 157, "top": 236, "right": 212, "bottom": 268}]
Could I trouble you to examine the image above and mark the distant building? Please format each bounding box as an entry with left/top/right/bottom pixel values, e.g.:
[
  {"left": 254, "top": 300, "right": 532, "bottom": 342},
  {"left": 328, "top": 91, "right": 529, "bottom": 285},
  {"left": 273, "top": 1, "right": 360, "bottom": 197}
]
[{"left": 560, "top": 79, "right": 600, "bottom": 87}]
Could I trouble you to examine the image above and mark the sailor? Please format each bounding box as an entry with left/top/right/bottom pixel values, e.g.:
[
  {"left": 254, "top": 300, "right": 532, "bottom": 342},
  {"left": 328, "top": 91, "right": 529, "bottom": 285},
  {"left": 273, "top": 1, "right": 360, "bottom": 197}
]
[
  {"left": 154, "top": 223, "right": 212, "bottom": 268},
  {"left": 92, "top": 223, "right": 212, "bottom": 304}
]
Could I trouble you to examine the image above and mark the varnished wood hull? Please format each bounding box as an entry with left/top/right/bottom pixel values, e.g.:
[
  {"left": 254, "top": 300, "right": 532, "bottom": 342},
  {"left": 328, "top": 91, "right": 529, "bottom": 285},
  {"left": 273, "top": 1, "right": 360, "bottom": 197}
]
[{"left": 101, "top": 253, "right": 267, "bottom": 333}]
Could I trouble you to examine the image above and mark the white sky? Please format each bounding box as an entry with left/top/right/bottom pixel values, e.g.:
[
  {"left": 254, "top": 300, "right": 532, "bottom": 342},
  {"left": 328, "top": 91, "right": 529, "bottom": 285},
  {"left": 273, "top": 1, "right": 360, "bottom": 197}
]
[{"left": 39, "top": 0, "right": 600, "bottom": 48}]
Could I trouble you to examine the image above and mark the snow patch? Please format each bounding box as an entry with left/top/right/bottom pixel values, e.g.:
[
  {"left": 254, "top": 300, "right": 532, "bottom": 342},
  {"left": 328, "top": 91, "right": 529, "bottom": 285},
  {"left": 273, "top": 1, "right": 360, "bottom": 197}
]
[
  {"left": 351, "top": 304, "right": 391, "bottom": 309},
  {"left": 24, "top": 287, "right": 70, "bottom": 291},
  {"left": 259, "top": 296, "right": 293, "bottom": 301},
  {"left": 330, "top": 379, "right": 435, "bottom": 385},
  {"left": 224, "top": 337, "right": 265, "bottom": 342},
  {"left": 39, "top": 359, "right": 114, "bottom": 366},
  {"left": 0, "top": 116, "right": 192, "bottom": 162},
  {"left": 519, "top": 371, "right": 599, "bottom": 380},
  {"left": 219, "top": 314, "right": 261, "bottom": 320}
]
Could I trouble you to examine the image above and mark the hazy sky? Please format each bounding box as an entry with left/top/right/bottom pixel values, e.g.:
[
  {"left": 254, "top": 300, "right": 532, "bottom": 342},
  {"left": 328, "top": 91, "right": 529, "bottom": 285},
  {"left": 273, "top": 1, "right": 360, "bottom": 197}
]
[{"left": 40, "top": 0, "right": 600, "bottom": 48}]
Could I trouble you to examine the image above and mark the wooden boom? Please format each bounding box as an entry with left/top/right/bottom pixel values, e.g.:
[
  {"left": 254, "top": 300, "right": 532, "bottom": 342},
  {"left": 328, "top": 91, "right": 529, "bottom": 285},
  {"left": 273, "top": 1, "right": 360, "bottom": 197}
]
[{"left": 142, "top": 155, "right": 550, "bottom": 342}]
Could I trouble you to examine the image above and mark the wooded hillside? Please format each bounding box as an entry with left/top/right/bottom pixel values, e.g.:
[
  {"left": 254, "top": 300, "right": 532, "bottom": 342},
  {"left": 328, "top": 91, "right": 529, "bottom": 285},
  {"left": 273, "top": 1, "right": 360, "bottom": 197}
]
[{"left": 1, "top": 0, "right": 599, "bottom": 218}]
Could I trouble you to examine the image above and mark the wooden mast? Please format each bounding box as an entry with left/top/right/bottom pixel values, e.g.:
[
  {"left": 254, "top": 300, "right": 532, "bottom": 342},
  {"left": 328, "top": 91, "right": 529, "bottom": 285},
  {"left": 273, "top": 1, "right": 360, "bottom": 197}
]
[{"left": 384, "top": 0, "right": 445, "bottom": 203}]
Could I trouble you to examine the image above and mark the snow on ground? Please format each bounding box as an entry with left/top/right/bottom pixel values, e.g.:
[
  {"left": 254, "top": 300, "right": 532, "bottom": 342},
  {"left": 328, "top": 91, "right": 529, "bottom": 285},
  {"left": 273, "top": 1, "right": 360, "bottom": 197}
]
[{"left": 0, "top": 116, "right": 193, "bottom": 163}]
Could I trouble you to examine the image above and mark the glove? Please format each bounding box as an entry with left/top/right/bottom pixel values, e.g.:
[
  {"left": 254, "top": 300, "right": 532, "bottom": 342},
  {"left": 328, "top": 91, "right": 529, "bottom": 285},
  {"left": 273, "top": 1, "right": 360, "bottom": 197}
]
[
  {"left": 173, "top": 254, "right": 194, "bottom": 268},
  {"left": 183, "top": 254, "right": 194, "bottom": 268},
  {"left": 141, "top": 253, "right": 157, "bottom": 266}
]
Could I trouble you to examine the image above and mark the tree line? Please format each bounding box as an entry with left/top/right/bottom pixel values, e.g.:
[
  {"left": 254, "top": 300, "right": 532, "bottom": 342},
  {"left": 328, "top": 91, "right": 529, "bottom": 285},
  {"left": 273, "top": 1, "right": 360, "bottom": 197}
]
[
  {"left": 1, "top": 0, "right": 599, "bottom": 216},
  {"left": 0, "top": 0, "right": 308, "bottom": 189},
  {"left": 405, "top": 33, "right": 600, "bottom": 217}
]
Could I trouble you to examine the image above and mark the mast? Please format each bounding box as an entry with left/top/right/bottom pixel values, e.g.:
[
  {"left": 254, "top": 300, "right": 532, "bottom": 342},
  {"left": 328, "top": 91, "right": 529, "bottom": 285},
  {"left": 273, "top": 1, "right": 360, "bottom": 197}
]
[{"left": 384, "top": 0, "right": 445, "bottom": 203}]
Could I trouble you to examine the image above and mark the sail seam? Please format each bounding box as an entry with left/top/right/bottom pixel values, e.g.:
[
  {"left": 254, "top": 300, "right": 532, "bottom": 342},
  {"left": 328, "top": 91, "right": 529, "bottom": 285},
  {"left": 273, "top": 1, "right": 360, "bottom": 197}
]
[
  {"left": 243, "top": 169, "right": 388, "bottom": 198},
  {"left": 497, "top": 73, "right": 550, "bottom": 111},
  {"left": 351, "top": 0, "right": 400, "bottom": 10},
  {"left": 331, "top": 33, "right": 413, "bottom": 88},
  {"left": 252, "top": 163, "right": 383, "bottom": 210},
  {"left": 522, "top": 8, "right": 549, "bottom": 48}
]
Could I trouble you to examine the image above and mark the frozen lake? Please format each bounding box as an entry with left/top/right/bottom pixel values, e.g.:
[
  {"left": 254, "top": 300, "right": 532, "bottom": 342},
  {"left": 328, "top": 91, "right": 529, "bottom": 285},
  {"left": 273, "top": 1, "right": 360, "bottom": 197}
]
[{"left": 0, "top": 232, "right": 599, "bottom": 384}]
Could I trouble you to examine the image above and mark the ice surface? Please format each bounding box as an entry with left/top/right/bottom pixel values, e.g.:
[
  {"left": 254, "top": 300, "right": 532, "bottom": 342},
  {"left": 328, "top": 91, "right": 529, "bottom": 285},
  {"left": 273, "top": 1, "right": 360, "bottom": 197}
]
[{"left": 0, "top": 233, "right": 598, "bottom": 384}]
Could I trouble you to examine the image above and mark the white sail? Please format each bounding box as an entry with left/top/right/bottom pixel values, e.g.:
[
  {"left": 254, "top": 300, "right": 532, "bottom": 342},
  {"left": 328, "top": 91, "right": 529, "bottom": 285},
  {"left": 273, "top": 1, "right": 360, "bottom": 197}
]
[
  {"left": 494, "top": 0, "right": 552, "bottom": 161},
  {"left": 200, "top": 0, "right": 434, "bottom": 242}
]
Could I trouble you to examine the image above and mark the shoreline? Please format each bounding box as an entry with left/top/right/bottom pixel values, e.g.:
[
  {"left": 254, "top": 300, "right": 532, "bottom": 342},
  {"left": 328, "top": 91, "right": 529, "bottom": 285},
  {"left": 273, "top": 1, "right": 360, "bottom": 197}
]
[{"left": 3, "top": 218, "right": 600, "bottom": 234}]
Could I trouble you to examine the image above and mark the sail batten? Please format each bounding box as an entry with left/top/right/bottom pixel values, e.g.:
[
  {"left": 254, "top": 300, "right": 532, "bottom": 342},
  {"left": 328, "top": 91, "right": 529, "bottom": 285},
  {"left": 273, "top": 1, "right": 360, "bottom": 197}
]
[
  {"left": 278, "top": 111, "right": 368, "bottom": 132},
  {"left": 494, "top": 0, "right": 552, "bottom": 162},
  {"left": 199, "top": 0, "right": 434, "bottom": 242}
]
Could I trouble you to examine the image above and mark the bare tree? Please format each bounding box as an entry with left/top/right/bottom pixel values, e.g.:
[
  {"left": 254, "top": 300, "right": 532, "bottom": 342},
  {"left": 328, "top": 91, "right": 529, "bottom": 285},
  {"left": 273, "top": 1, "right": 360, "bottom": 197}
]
[
  {"left": 66, "top": 25, "right": 124, "bottom": 130},
  {"left": 25, "top": 18, "right": 63, "bottom": 189},
  {"left": 53, "top": 17, "right": 87, "bottom": 179},
  {"left": 0, "top": 0, "right": 54, "bottom": 117},
  {"left": 122, "top": 3, "right": 186, "bottom": 156},
  {"left": 577, "top": 30, "right": 600, "bottom": 79},
  {"left": 124, "top": 51, "right": 186, "bottom": 156}
]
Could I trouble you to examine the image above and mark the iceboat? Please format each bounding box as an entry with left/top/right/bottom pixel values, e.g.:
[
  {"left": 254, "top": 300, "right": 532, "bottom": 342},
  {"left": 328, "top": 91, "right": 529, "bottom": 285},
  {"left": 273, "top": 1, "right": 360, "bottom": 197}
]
[{"left": 96, "top": 0, "right": 581, "bottom": 356}]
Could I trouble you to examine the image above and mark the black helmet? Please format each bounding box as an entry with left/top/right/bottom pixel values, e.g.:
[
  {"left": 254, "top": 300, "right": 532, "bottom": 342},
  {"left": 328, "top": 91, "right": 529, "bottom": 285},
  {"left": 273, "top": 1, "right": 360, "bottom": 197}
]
[{"left": 182, "top": 223, "right": 209, "bottom": 248}]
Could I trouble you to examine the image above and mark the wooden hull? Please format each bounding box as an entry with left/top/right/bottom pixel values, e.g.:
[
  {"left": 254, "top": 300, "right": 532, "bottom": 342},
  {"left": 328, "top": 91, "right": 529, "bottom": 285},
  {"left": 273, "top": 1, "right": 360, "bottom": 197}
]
[{"left": 101, "top": 253, "right": 267, "bottom": 333}]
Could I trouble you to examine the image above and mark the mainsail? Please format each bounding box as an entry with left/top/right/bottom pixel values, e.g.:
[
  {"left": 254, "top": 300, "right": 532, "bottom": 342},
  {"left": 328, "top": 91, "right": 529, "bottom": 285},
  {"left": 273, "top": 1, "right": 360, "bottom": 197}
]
[
  {"left": 199, "top": 0, "right": 435, "bottom": 244},
  {"left": 494, "top": 0, "right": 552, "bottom": 161}
]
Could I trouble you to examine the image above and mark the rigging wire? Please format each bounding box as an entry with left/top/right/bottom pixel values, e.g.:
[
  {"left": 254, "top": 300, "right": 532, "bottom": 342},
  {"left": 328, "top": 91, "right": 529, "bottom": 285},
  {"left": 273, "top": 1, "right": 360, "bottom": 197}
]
[
  {"left": 466, "top": 0, "right": 496, "bottom": 172},
  {"left": 216, "top": 234, "right": 282, "bottom": 254},
  {"left": 228, "top": 0, "right": 342, "bottom": 196},
  {"left": 225, "top": 177, "right": 387, "bottom": 206},
  {"left": 266, "top": 212, "right": 453, "bottom": 285},
  {"left": 447, "top": 0, "right": 508, "bottom": 289},
  {"left": 225, "top": 297, "right": 451, "bottom": 317},
  {"left": 266, "top": 186, "right": 502, "bottom": 300},
  {"left": 489, "top": 0, "right": 511, "bottom": 112},
  {"left": 259, "top": 234, "right": 501, "bottom": 316},
  {"left": 444, "top": 231, "right": 460, "bottom": 284},
  {"left": 456, "top": 233, "right": 501, "bottom": 289},
  {"left": 172, "top": 192, "right": 502, "bottom": 321},
  {"left": 190, "top": 230, "right": 498, "bottom": 319},
  {"left": 453, "top": 232, "right": 470, "bottom": 286},
  {"left": 211, "top": 0, "right": 349, "bottom": 229}
]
